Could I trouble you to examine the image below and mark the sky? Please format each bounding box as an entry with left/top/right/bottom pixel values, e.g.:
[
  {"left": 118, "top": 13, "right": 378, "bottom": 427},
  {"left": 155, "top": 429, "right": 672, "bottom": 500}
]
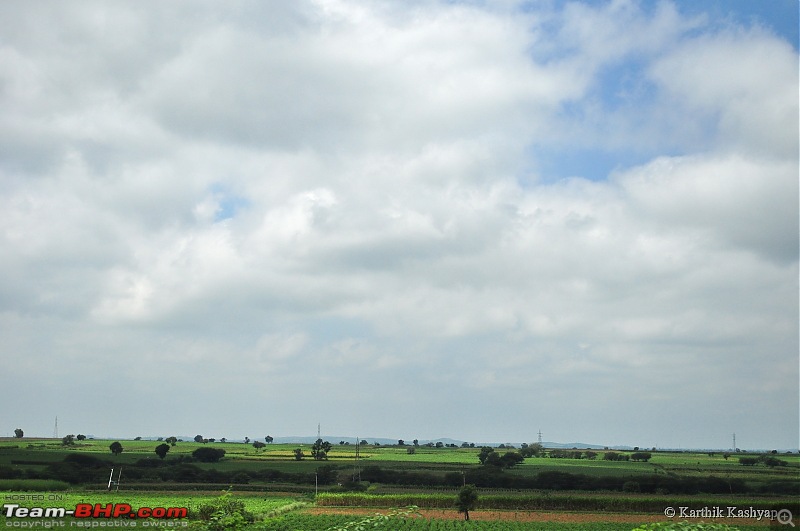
[{"left": 1, "top": 0, "right": 798, "bottom": 451}]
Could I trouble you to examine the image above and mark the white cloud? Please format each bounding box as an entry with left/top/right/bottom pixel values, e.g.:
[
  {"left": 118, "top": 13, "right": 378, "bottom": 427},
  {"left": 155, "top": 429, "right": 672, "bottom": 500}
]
[
  {"left": 0, "top": 0, "right": 796, "bottom": 448},
  {"left": 649, "top": 27, "right": 799, "bottom": 158}
]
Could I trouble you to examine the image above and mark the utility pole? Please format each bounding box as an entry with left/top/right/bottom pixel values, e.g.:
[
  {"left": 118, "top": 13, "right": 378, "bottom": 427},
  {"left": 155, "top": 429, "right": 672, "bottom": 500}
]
[
  {"left": 107, "top": 468, "right": 122, "bottom": 491},
  {"left": 354, "top": 437, "right": 361, "bottom": 482}
]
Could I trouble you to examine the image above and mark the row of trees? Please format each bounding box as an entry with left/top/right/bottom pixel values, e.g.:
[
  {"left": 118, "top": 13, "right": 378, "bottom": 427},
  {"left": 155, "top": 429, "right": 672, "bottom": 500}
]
[
  {"left": 194, "top": 435, "right": 273, "bottom": 444},
  {"left": 474, "top": 447, "right": 656, "bottom": 469},
  {"left": 105, "top": 441, "right": 227, "bottom": 463},
  {"left": 292, "top": 439, "right": 332, "bottom": 461}
]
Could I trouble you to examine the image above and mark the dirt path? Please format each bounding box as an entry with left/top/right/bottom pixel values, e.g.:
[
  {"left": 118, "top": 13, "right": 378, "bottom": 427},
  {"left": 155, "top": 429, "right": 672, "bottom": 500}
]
[{"left": 305, "top": 507, "right": 767, "bottom": 526}]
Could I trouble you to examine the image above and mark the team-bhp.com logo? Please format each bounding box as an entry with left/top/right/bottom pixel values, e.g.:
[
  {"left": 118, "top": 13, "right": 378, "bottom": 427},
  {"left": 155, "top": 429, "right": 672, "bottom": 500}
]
[{"left": 3, "top": 503, "right": 188, "bottom": 520}]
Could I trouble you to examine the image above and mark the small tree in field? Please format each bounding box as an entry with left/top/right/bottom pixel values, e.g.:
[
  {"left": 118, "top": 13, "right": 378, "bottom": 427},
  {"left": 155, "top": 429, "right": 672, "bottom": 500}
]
[
  {"left": 293, "top": 448, "right": 304, "bottom": 461},
  {"left": 455, "top": 485, "right": 478, "bottom": 521},
  {"left": 252, "top": 441, "right": 266, "bottom": 451},
  {"left": 109, "top": 441, "right": 123, "bottom": 456},
  {"left": 155, "top": 443, "right": 170, "bottom": 459},
  {"left": 311, "top": 439, "right": 332, "bottom": 460},
  {"left": 14, "top": 429, "right": 23, "bottom": 438}
]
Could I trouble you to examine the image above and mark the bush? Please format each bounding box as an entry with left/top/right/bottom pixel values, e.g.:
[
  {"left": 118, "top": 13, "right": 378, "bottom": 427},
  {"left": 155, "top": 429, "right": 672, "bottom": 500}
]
[
  {"left": 623, "top": 481, "right": 641, "bottom": 492},
  {"left": 192, "top": 447, "right": 226, "bottom": 463},
  {"left": 0, "top": 465, "right": 24, "bottom": 479},
  {"left": 196, "top": 490, "right": 254, "bottom": 530},
  {"left": 63, "top": 454, "right": 107, "bottom": 467}
]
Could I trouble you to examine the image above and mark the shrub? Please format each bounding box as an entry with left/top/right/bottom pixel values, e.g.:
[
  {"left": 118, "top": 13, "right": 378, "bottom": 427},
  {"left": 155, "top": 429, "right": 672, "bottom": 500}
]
[
  {"left": 196, "top": 489, "right": 254, "bottom": 531},
  {"left": 192, "top": 447, "right": 226, "bottom": 463}
]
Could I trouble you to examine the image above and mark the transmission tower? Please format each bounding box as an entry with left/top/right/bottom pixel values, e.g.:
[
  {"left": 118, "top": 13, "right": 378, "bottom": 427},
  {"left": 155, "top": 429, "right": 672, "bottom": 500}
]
[
  {"left": 53, "top": 417, "right": 58, "bottom": 439},
  {"left": 732, "top": 433, "right": 736, "bottom": 451},
  {"left": 537, "top": 429, "right": 542, "bottom": 446}
]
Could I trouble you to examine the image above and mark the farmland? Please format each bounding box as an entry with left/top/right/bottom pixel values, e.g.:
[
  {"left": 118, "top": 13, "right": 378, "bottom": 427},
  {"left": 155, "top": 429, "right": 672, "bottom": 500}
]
[{"left": 0, "top": 438, "right": 798, "bottom": 530}]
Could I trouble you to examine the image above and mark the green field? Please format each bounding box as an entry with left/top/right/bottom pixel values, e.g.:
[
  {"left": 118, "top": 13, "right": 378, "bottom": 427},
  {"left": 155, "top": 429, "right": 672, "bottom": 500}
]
[{"left": 0, "top": 438, "right": 797, "bottom": 530}]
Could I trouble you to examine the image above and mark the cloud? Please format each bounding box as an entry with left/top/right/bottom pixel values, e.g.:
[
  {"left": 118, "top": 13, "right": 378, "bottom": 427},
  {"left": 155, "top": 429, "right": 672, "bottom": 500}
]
[
  {"left": 649, "top": 26, "right": 799, "bottom": 158},
  {"left": 1, "top": 0, "right": 796, "bottom": 448}
]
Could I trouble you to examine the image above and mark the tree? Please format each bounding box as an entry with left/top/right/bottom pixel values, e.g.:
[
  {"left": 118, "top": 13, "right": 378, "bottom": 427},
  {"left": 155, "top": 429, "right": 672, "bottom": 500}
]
[
  {"left": 398, "top": 439, "right": 405, "bottom": 446},
  {"left": 194, "top": 435, "right": 204, "bottom": 443},
  {"left": 62, "top": 434, "right": 75, "bottom": 446},
  {"left": 499, "top": 451, "right": 524, "bottom": 468},
  {"left": 192, "top": 447, "right": 226, "bottom": 463},
  {"left": 413, "top": 439, "right": 419, "bottom": 447},
  {"left": 155, "top": 443, "right": 170, "bottom": 459},
  {"left": 14, "top": 429, "right": 23, "bottom": 438},
  {"left": 478, "top": 447, "right": 498, "bottom": 465},
  {"left": 455, "top": 485, "right": 478, "bottom": 521},
  {"left": 293, "top": 448, "right": 304, "bottom": 461},
  {"left": 531, "top": 443, "right": 544, "bottom": 456},
  {"left": 265, "top": 436, "right": 273, "bottom": 444},
  {"left": 244, "top": 437, "right": 250, "bottom": 444},
  {"left": 76, "top": 434, "right": 86, "bottom": 441},
  {"left": 311, "top": 439, "right": 332, "bottom": 460},
  {"left": 166, "top": 436, "right": 178, "bottom": 446},
  {"left": 252, "top": 441, "right": 266, "bottom": 450},
  {"left": 109, "top": 441, "right": 123, "bottom": 456}
]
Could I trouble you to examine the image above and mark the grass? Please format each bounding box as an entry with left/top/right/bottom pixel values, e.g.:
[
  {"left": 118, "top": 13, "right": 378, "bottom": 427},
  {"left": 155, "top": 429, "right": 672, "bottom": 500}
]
[
  {"left": 2, "top": 438, "right": 798, "bottom": 488},
  {"left": 0, "top": 438, "right": 797, "bottom": 530}
]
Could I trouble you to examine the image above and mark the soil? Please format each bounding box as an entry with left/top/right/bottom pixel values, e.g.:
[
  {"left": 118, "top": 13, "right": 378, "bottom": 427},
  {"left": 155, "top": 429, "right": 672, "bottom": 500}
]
[{"left": 305, "top": 507, "right": 767, "bottom": 526}]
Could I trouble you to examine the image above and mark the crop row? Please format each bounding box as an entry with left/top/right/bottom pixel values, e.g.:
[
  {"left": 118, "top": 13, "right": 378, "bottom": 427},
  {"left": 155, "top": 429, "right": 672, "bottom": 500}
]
[
  {"left": 0, "top": 491, "right": 297, "bottom": 519},
  {"left": 258, "top": 513, "right": 635, "bottom": 531},
  {"left": 315, "top": 492, "right": 800, "bottom": 514}
]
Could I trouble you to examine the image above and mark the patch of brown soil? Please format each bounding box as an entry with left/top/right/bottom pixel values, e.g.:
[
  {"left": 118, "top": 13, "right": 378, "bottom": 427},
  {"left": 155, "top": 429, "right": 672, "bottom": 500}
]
[{"left": 305, "top": 507, "right": 766, "bottom": 526}]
